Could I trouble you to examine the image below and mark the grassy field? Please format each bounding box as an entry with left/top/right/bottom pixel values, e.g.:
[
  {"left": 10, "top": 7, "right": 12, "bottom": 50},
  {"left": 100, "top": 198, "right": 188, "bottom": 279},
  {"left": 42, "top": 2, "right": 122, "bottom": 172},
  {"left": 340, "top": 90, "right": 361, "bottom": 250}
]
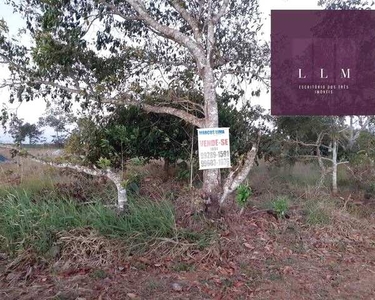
[{"left": 1, "top": 148, "right": 375, "bottom": 299}]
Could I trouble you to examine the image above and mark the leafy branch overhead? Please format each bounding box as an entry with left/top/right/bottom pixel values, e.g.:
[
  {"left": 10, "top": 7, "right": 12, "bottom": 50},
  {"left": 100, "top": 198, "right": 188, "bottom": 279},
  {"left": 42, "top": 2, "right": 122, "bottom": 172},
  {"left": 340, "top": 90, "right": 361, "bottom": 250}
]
[{"left": 1, "top": 0, "right": 268, "bottom": 120}]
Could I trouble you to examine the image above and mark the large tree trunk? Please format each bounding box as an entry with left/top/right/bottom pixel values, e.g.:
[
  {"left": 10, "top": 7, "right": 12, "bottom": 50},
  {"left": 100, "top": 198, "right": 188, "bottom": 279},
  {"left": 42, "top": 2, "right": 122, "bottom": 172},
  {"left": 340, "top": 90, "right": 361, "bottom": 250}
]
[
  {"left": 203, "top": 169, "right": 221, "bottom": 193},
  {"left": 200, "top": 66, "right": 260, "bottom": 208},
  {"left": 201, "top": 66, "right": 221, "bottom": 214}
]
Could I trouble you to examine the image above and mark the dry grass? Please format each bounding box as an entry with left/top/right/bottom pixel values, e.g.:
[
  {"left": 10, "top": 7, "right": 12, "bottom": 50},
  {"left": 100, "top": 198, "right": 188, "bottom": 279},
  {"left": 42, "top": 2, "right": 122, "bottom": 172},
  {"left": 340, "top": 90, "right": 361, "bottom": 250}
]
[
  {"left": 55, "top": 228, "right": 125, "bottom": 268},
  {"left": 0, "top": 148, "right": 60, "bottom": 189}
]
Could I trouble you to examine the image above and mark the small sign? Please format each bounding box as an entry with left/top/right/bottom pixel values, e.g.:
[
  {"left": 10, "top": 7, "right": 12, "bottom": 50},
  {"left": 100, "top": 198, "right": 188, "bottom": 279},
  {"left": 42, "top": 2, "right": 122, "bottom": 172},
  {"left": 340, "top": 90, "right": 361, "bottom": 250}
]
[{"left": 197, "top": 128, "right": 231, "bottom": 170}]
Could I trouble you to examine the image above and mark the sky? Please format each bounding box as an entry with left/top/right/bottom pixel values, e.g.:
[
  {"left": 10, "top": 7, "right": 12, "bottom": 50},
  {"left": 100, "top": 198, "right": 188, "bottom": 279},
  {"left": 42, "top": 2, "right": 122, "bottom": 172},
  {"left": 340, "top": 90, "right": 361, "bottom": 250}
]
[{"left": 0, "top": 0, "right": 321, "bottom": 143}]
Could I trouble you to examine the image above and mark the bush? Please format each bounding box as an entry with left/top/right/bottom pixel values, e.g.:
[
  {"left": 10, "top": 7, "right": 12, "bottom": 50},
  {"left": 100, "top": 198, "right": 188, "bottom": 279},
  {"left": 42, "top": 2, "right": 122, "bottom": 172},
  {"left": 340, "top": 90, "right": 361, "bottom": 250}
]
[
  {"left": 236, "top": 184, "right": 253, "bottom": 208},
  {"left": 176, "top": 161, "right": 190, "bottom": 181},
  {"left": 122, "top": 172, "right": 142, "bottom": 195},
  {"left": 272, "top": 197, "right": 289, "bottom": 219}
]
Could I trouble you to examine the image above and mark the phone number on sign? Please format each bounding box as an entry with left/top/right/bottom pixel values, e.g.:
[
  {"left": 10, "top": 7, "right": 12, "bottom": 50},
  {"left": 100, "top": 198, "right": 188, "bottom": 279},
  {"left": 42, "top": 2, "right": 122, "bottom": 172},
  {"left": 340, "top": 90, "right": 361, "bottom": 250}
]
[
  {"left": 200, "top": 158, "right": 230, "bottom": 168},
  {"left": 200, "top": 151, "right": 230, "bottom": 159}
]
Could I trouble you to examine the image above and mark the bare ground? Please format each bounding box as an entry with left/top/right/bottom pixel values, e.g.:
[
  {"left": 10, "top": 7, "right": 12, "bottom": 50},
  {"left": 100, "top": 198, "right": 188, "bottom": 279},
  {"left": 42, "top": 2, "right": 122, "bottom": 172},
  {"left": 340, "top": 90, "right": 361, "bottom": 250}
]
[
  {"left": 1, "top": 207, "right": 375, "bottom": 300},
  {"left": 1, "top": 149, "right": 375, "bottom": 299}
]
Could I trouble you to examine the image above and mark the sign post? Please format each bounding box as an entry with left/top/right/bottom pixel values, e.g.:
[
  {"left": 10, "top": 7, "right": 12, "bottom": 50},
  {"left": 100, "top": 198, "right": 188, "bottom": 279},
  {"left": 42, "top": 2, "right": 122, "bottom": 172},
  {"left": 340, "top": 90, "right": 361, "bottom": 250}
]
[{"left": 197, "top": 128, "right": 231, "bottom": 170}]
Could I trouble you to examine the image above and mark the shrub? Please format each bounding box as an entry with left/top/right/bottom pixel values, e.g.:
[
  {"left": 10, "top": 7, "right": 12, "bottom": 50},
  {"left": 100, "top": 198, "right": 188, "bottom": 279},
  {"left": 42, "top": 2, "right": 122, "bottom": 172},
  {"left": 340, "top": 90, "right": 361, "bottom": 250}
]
[
  {"left": 128, "top": 157, "right": 146, "bottom": 166},
  {"left": 176, "top": 168, "right": 190, "bottom": 181},
  {"left": 236, "top": 184, "right": 253, "bottom": 208},
  {"left": 122, "top": 172, "right": 142, "bottom": 195},
  {"left": 272, "top": 197, "right": 289, "bottom": 219}
]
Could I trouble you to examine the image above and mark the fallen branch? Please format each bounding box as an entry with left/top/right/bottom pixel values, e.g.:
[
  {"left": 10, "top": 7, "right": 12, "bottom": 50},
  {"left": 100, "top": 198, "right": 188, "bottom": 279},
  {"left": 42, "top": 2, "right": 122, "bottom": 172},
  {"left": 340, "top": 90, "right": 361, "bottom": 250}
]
[{"left": 0, "top": 145, "right": 127, "bottom": 211}]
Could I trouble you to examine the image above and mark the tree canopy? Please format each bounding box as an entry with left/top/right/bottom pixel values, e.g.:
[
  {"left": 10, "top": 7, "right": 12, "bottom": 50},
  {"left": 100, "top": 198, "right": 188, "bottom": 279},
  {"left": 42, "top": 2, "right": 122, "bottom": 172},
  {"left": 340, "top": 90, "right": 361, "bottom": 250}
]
[
  {"left": 9, "top": 117, "right": 43, "bottom": 145},
  {"left": 2, "top": 0, "right": 268, "bottom": 118},
  {"left": 1, "top": 0, "right": 268, "bottom": 203},
  {"left": 38, "top": 106, "right": 76, "bottom": 145}
]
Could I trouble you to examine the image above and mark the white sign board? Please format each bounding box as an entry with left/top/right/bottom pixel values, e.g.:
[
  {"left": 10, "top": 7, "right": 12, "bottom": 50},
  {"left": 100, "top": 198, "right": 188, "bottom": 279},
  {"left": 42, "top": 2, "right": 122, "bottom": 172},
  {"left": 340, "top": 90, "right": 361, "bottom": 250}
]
[{"left": 197, "top": 128, "right": 231, "bottom": 170}]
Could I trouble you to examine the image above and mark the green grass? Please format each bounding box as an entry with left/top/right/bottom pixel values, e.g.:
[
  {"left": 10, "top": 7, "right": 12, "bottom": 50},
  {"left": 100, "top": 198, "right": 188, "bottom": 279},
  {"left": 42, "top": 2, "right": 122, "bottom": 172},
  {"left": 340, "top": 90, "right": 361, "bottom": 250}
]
[
  {"left": 272, "top": 196, "right": 290, "bottom": 218},
  {"left": 0, "top": 178, "right": 53, "bottom": 198},
  {"left": 0, "top": 189, "right": 178, "bottom": 254},
  {"left": 306, "top": 206, "right": 331, "bottom": 226},
  {"left": 267, "top": 162, "right": 322, "bottom": 187},
  {"left": 178, "top": 229, "right": 215, "bottom": 250}
]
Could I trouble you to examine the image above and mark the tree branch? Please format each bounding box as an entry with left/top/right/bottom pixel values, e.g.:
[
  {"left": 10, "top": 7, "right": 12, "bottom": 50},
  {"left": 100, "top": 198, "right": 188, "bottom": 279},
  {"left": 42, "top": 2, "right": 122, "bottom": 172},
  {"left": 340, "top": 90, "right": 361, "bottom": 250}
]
[
  {"left": 212, "top": 0, "right": 230, "bottom": 23},
  {"left": 32, "top": 79, "right": 84, "bottom": 94},
  {"left": 105, "top": 0, "right": 206, "bottom": 68},
  {"left": 142, "top": 103, "right": 203, "bottom": 127},
  {"left": 297, "top": 155, "right": 334, "bottom": 163},
  {"left": 170, "top": 0, "right": 202, "bottom": 44},
  {"left": 296, "top": 155, "right": 348, "bottom": 166},
  {"left": 0, "top": 145, "right": 127, "bottom": 210},
  {"left": 102, "top": 94, "right": 204, "bottom": 128},
  {"left": 290, "top": 140, "right": 330, "bottom": 149}
]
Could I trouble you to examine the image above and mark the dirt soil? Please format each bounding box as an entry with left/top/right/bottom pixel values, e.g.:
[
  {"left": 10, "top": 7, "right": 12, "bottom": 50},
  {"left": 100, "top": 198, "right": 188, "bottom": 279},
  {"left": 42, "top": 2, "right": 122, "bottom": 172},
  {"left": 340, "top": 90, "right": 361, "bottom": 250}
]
[
  {"left": 1, "top": 152, "right": 375, "bottom": 299},
  {"left": 1, "top": 208, "right": 375, "bottom": 300}
]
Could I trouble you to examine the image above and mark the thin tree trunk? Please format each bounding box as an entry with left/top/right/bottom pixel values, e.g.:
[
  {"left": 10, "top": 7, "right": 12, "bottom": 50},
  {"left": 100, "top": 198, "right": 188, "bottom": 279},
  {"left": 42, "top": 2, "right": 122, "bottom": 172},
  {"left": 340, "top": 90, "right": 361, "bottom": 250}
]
[
  {"left": 121, "top": 143, "right": 124, "bottom": 176},
  {"left": 164, "top": 157, "right": 170, "bottom": 175},
  {"left": 332, "top": 138, "right": 338, "bottom": 195},
  {"left": 316, "top": 135, "right": 327, "bottom": 188},
  {"left": 190, "top": 127, "right": 194, "bottom": 188},
  {"left": 348, "top": 116, "right": 354, "bottom": 150}
]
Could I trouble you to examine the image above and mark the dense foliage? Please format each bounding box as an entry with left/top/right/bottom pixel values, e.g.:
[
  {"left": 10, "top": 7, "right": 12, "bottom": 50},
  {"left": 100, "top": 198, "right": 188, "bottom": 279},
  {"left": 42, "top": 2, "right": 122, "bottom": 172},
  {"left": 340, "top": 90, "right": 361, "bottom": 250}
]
[
  {"left": 65, "top": 96, "right": 267, "bottom": 169},
  {"left": 8, "top": 117, "right": 43, "bottom": 145}
]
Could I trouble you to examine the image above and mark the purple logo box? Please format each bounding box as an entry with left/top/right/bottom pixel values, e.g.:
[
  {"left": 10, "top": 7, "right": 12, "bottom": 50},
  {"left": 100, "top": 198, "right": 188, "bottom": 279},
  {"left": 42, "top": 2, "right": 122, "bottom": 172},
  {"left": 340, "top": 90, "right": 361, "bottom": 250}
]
[{"left": 271, "top": 10, "right": 375, "bottom": 115}]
